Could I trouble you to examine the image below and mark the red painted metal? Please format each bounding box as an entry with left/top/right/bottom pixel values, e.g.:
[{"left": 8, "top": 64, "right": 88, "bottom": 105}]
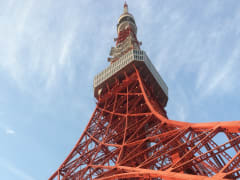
[
  {"left": 49, "top": 3, "right": 240, "bottom": 180},
  {"left": 49, "top": 66, "right": 240, "bottom": 179},
  {"left": 124, "top": 2, "right": 128, "bottom": 9}
]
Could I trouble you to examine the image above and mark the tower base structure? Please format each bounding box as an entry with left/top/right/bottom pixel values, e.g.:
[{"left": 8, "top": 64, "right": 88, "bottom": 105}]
[{"left": 50, "top": 65, "right": 240, "bottom": 180}]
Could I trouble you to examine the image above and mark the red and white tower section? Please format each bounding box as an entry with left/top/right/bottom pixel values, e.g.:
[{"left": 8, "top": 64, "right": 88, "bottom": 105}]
[{"left": 50, "top": 3, "right": 240, "bottom": 180}]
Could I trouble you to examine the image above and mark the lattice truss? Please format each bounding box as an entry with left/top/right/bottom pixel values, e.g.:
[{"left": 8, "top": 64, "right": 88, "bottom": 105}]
[{"left": 50, "top": 66, "right": 240, "bottom": 180}]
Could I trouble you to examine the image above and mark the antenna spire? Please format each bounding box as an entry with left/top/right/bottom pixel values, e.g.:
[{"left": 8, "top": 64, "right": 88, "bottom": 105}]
[{"left": 124, "top": 1, "right": 128, "bottom": 13}]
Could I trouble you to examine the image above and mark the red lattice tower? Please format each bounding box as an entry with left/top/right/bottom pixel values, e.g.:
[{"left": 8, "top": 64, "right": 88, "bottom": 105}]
[{"left": 50, "top": 3, "right": 240, "bottom": 180}]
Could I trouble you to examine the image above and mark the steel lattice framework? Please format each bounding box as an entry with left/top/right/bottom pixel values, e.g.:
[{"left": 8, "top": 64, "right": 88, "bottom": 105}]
[{"left": 49, "top": 3, "right": 240, "bottom": 180}]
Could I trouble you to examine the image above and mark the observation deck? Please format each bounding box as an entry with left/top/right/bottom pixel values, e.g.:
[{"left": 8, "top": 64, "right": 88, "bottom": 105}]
[{"left": 94, "top": 49, "right": 168, "bottom": 107}]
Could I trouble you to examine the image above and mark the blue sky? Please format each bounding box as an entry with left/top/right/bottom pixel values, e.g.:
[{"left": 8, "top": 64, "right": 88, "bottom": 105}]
[{"left": 0, "top": 0, "right": 240, "bottom": 179}]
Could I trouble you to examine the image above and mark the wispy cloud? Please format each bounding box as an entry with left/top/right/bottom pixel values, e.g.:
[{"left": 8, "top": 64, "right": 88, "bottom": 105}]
[
  {"left": 7, "top": 165, "right": 34, "bottom": 180},
  {"left": 58, "top": 29, "right": 75, "bottom": 66},
  {"left": 0, "top": 157, "right": 35, "bottom": 180},
  {"left": 196, "top": 42, "right": 240, "bottom": 97},
  {"left": 46, "top": 25, "right": 77, "bottom": 89},
  {"left": 0, "top": 0, "right": 82, "bottom": 99},
  {"left": 167, "top": 85, "right": 189, "bottom": 122},
  {"left": 136, "top": 0, "right": 240, "bottom": 101},
  {"left": 202, "top": 59, "right": 236, "bottom": 96}
]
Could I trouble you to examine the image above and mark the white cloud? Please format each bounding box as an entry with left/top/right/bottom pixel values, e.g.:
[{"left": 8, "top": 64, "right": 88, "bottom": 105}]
[
  {"left": 0, "top": 123, "right": 15, "bottom": 135},
  {"left": 5, "top": 128, "right": 16, "bottom": 135}
]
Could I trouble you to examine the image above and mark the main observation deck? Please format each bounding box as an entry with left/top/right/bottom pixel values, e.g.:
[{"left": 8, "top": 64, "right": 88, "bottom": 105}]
[{"left": 94, "top": 49, "right": 168, "bottom": 107}]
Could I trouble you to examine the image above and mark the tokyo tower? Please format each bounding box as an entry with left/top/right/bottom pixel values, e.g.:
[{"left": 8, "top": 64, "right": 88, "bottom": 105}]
[{"left": 50, "top": 2, "right": 240, "bottom": 180}]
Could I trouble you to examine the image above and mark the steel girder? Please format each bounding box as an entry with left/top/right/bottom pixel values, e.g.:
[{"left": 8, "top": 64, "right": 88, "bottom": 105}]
[{"left": 49, "top": 66, "right": 240, "bottom": 180}]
